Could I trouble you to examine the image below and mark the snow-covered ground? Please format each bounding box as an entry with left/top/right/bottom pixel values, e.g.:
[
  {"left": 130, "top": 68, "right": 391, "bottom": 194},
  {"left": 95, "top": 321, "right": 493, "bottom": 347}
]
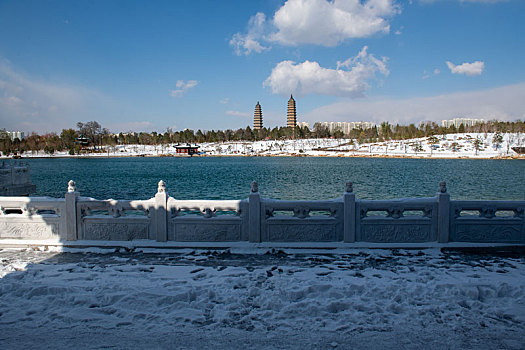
[
  {"left": 201, "top": 133, "right": 524, "bottom": 158},
  {"left": 7, "top": 133, "right": 525, "bottom": 159},
  {"left": 0, "top": 247, "right": 523, "bottom": 349}
]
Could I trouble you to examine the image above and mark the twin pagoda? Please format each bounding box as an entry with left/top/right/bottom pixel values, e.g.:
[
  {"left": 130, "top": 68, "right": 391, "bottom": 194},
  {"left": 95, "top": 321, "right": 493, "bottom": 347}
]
[{"left": 253, "top": 95, "right": 297, "bottom": 130}]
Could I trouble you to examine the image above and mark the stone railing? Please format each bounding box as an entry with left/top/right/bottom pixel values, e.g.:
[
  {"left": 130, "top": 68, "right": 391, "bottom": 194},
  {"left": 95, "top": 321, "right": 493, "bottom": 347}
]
[
  {"left": 0, "top": 180, "right": 523, "bottom": 245},
  {"left": 0, "top": 196, "right": 65, "bottom": 239},
  {"left": 0, "top": 161, "right": 36, "bottom": 196}
]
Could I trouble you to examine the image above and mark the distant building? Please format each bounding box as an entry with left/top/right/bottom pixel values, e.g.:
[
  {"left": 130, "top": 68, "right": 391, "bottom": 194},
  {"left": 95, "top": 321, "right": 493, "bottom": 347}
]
[
  {"left": 287, "top": 95, "right": 297, "bottom": 128},
  {"left": 254, "top": 102, "right": 263, "bottom": 130},
  {"left": 121, "top": 132, "right": 138, "bottom": 137},
  {"left": 6, "top": 131, "right": 24, "bottom": 141},
  {"left": 419, "top": 121, "right": 435, "bottom": 128},
  {"left": 75, "top": 135, "right": 89, "bottom": 149},
  {"left": 174, "top": 143, "right": 200, "bottom": 156},
  {"left": 441, "top": 118, "right": 484, "bottom": 128},
  {"left": 316, "top": 121, "right": 376, "bottom": 134},
  {"left": 296, "top": 122, "right": 310, "bottom": 129}
]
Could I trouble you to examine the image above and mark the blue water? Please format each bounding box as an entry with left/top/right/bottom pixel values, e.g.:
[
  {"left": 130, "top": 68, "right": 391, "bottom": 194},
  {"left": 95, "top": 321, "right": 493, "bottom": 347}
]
[{"left": 23, "top": 157, "right": 525, "bottom": 201}]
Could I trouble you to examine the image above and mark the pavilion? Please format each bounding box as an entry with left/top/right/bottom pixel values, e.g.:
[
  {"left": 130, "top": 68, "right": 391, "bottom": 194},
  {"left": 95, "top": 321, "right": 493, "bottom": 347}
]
[{"left": 174, "top": 143, "right": 200, "bottom": 155}]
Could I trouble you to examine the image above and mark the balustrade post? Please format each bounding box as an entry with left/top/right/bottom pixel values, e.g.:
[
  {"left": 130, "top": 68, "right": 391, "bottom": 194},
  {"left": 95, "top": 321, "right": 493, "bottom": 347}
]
[
  {"left": 65, "top": 180, "right": 79, "bottom": 241},
  {"left": 437, "top": 181, "right": 450, "bottom": 243},
  {"left": 249, "top": 181, "right": 261, "bottom": 243},
  {"left": 343, "top": 181, "right": 356, "bottom": 243},
  {"left": 155, "top": 180, "right": 168, "bottom": 242}
]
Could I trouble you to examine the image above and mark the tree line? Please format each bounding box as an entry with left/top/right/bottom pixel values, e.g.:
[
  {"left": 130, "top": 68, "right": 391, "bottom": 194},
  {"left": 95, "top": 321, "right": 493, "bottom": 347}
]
[{"left": 1, "top": 119, "right": 524, "bottom": 156}]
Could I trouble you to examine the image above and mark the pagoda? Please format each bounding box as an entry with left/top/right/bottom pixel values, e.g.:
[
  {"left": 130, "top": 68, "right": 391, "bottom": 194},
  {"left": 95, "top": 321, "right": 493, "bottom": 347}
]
[
  {"left": 287, "top": 95, "right": 296, "bottom": 128},
  {"left": 254, "top": 102, "right": 263, "bottom": 130}
]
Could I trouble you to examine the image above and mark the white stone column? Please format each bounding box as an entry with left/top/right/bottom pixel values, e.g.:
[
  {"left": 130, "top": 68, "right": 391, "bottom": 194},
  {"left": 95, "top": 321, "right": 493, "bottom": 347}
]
[
  {"left": 155, "top": 180, "right": 168, "bottom": 242},
  {"left": 343, "top": 181, "right": 356, "bottom": 243},
  {"left": 437, "top": 181, "right": 450, "bottom": 243},
  {"left": 65, "top": 180, "right": 79, "bottom": 241},
  {"left": 248, "top": 181, "right": 261, "bottom": 243}
]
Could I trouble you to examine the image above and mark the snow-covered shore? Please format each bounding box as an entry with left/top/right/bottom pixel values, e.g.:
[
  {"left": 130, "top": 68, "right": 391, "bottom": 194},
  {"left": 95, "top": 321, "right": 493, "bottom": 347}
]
[
  {"left": 0, "top": 248, "right": 524, "bottom": 349},
  {"left": 6, "top": 133, "right": 525, "bottom": 160}
]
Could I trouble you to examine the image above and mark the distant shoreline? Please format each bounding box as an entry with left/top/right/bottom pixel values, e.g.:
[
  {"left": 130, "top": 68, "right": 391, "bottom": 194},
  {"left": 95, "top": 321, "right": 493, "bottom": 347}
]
[
  {"left": 3, "top": 153, "right": 523, "bottom": 160},
  {"left": 4, "top": 133, "right": 524, "bottom": 161}
]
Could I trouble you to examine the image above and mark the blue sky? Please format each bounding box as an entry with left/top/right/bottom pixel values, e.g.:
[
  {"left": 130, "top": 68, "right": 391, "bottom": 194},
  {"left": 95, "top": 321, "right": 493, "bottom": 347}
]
[{"left": 0, "top": 0, "right": 524, "bottom": 133}]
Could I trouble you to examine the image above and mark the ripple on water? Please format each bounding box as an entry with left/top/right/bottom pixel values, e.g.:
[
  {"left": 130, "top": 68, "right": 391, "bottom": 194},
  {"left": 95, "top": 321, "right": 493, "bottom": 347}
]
[{"left": 25, "top": 157, "right": 525, "bottom": 200}]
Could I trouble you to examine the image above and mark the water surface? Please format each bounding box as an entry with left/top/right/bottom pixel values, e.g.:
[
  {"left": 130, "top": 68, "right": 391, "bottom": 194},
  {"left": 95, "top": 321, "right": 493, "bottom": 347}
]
[{"left": 24, "top": 157, "right": 525, "bottom": 200}]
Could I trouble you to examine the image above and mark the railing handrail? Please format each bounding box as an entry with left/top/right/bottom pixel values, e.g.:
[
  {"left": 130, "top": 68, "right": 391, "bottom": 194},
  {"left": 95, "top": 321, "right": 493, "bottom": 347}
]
[
  {"left": 358, "top": 197, "right": 436, "bottom": 204},
  {"left": 452, "top": 200, "right": 525, "bottom": 206}
]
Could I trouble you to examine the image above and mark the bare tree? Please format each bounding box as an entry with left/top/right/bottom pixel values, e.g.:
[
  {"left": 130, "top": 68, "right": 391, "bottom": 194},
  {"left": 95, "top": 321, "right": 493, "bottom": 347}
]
[{"left": 77, "top": 121, "right": 102, "bottom": 149}]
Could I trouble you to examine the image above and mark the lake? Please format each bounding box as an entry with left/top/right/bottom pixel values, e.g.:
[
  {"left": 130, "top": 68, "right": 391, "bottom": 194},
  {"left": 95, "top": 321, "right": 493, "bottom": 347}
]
[{"left": 25, "top": 157, "right": 525, "bottom": 201}]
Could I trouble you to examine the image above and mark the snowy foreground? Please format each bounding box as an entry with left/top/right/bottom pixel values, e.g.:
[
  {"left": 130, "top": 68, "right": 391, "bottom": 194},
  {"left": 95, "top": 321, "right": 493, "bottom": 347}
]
[
  {"left": 8, "top": 133, "right": 525, "bottom": 159},
  {"left": 0, "top": 248, "right": 524, "bottom": 349}
]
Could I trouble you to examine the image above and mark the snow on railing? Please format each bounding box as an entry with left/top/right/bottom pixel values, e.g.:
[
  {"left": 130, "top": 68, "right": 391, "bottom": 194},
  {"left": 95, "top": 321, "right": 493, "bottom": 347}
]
[
  {"left": 0, "top": 196, "right": 65, "bottom": 239},
  {"left": 0, "top": 179, "right": 523, "bottom": 245}
]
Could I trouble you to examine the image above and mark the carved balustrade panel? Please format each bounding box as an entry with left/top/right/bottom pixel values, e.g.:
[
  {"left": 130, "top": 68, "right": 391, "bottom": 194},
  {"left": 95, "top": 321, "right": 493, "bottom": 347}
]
[
  {"left": 167, "top": 199, "right": 248, "bottom": 241},
  {"left": 266, "top": 220, "right": 338, "bottom": 242},
  {"left": 169, "top": 219, "right": 242, "bottom": 241},
  {"left": 359, "top": 222, "right": 434, "bottom": 243},
  {"left": 261, "top": 200, "right": 343, "bottom": 242},
  {"left": 0, "top": 169, "right": 11, "bottom": 185},
  {"left": 450, "top": 201, "right": 525, "bottom": 242},
  {"left": 13, "top": 168, "right": 29, "bottom": 185},
  {"left": 0, "top": 197, "right": 65, "bottom": 240},
  {"left": 356, "top": 199, "right": 438, "bottom": 242},
  {"left": 77, "top": 198, "right": 154, "bottom": 240},
  {"left": 82, "top": 221, "right": 149, "bottom": 241}
]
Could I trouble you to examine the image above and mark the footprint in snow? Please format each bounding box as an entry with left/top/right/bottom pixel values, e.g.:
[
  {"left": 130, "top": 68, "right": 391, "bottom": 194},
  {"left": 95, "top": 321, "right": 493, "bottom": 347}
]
[
  {"left": 193, "top": 273, "right": 207, "bottom": 280},
  {"left": 316, "top": 271, "right": 333, "bottom": 276}
]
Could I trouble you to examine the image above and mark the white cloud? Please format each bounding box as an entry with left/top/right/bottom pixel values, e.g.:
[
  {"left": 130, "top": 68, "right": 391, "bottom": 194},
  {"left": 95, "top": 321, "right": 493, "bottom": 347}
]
[
  {"left": 0, "top": 58, "right": 106, "bottom": 133},
  {"left": 169, "top": 80, "right": 198, "bottom": 97},
  {"left": 270, "top": 0, "right": 399, "bottom": 46},
  {"left": 229, "top": 12, "right": 270, "bottom": 56},
  {"left": 303, "top": 82, "right": 525, "bottom": 125},
  {"left": 231, "top": 0, "right": 399, "bottom": 54},
  {"left": 394, "top": 26, "right": 404, "bottom": 35},
  {"left": 6, "top": 96, "right": 22, "bottom": 105},
  {"left": 263, "top": 46, "right": 389, "bottom": 97},
  {"left": 422, "top": 68, "right": 441, "bottom": 79},
  {"left": 219, "top": 98, "right": 230, "bottom": 104},
  {"left": 226, "top": 110, "right": 250, "bottom": 118},
  {"left": 446, "top": 61, "right": 484, "bottom": 76}
]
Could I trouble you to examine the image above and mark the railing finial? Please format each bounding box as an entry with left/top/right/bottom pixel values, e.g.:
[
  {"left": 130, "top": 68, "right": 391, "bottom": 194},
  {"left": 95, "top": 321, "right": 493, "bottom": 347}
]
[
  {"left": 67, "top": 180, "right": 76, "bottom": 193},
  {"left": 251, "top": 181, "right": 259, "bottom": 193},
  {"left": 345, "top": 181, "right": 353, "bottom": 193},
  {"left": 439, "top": 181, "right": 447, "bottom": 193},
  {"left": 157, "top": 180, "right": 166, "bottom": 194}
]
